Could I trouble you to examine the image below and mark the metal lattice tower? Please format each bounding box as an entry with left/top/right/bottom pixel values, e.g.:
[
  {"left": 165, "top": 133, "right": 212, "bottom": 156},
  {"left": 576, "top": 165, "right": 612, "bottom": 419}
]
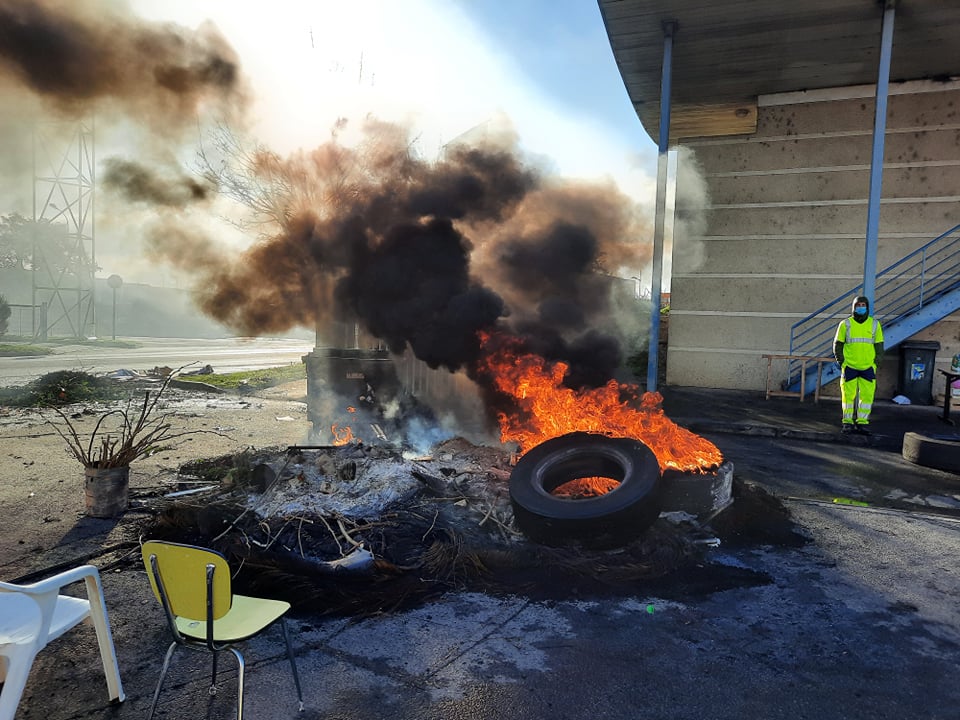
[{"left": 32, "top": 119, "right": 96, "bottom": 339}]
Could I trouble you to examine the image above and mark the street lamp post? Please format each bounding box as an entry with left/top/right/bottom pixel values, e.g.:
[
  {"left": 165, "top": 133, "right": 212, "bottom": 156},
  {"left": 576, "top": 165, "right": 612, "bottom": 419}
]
[{"left": 106, "top": 274, "right": 122, "bottom": 340}]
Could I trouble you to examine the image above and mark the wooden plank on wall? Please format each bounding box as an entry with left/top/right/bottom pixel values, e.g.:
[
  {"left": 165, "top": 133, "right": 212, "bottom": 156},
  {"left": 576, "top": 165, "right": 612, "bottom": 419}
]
[{"left": 638, "top": 101, "right": 758, "bottom": 141}]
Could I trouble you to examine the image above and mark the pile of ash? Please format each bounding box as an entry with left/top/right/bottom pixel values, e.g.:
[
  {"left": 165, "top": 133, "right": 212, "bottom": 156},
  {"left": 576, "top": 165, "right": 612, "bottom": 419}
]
[{"left": 144, "top": 438, "right": 793, "bottom": 617}]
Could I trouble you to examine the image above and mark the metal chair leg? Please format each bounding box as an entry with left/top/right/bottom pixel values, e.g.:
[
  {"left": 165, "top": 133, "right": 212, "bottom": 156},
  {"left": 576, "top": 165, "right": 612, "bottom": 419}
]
[
  {"left": 148, "top": 642, "right": 179, "bottom": 720},
  {"left": 280, "top": 617, "right": 304, "bottom": 710},
  {"left": 210, "top": 650, "right": 219, "bottom": 695},
  {"left": 230, "top": 648, "right": 245, "bottom": 720}
]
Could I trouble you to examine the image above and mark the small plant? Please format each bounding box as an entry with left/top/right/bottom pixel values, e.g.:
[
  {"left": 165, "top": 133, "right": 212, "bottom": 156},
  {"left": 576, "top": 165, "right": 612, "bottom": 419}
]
[
  {"left": 46, "top": 371, "right": 216, "bottom": 469},
  {"left": 29, "top": 370, "right": 124, "bottom": 406},
  {"left": 0, "top": 369, "right": 123, "bottom": 407}
]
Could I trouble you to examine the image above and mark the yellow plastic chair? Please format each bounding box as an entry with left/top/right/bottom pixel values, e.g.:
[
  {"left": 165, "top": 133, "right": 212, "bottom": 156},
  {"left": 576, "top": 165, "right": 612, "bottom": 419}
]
[
  {"left": 141, "top": 540, "right": 303, "bottom": 720},
  {"left": 0, "top": 565, "right": 125, "bottom": 720}
]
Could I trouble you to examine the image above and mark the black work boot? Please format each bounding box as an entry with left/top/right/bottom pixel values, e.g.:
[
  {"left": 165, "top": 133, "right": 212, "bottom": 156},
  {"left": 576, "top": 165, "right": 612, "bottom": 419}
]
[
  {"left": 854, "top": 424, "right": 871, "bottom": 435},
  {"left": 841, "top": 424, "right": 854, "bottom": 434}
]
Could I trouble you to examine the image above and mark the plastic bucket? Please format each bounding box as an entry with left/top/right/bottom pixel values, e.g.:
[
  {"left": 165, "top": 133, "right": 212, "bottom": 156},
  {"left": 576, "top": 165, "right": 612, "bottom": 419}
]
[{"left": 83, "top": 466, "right": 130, "bottom": 518}]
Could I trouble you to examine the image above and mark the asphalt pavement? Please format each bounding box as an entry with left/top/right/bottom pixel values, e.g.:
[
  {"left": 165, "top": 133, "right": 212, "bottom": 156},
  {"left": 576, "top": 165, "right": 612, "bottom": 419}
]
[
  {"left": 0, "top": 337, "right": 315, "bottom": 387},
  {"left": 7, "top": 385, "right": 960, "bottom": 720}
]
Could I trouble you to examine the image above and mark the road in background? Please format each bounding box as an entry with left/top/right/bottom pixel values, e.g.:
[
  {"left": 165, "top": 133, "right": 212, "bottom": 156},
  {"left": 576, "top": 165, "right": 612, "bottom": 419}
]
[{"left": 0, "top": 337, "right": 316, "bottom": 387}]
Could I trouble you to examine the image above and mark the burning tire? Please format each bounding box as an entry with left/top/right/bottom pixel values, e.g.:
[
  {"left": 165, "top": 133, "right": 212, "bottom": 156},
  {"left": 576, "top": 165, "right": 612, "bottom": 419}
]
[
  {"left": 902, "top": 431, "right": 960, "bottom": 474},
  {"left": 509, "top": 432, "right": 662, "bottom": 546}
]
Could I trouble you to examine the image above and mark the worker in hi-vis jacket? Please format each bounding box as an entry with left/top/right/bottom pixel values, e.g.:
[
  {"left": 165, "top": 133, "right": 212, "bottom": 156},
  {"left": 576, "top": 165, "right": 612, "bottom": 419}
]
[{"left": 833, "top": 295, "right": 884, "bottom": 435}]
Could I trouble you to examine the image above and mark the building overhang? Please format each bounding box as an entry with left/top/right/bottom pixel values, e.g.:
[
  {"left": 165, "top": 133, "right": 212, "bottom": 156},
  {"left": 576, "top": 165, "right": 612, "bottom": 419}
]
[{"left": 598, "top": 0, "right": 960, "bottom": 141}]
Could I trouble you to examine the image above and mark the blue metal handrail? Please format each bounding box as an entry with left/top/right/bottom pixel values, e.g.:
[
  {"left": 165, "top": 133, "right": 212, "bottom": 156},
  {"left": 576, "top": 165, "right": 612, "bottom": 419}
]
[{"left": 787, "top": 223, "right": 960, "bottom": 388}]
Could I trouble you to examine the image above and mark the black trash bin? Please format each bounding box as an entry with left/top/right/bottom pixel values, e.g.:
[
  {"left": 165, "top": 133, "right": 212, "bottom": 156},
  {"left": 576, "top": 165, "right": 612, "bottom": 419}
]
[{"left": 898, "top": 341, "right": 941, "bottom": 405}]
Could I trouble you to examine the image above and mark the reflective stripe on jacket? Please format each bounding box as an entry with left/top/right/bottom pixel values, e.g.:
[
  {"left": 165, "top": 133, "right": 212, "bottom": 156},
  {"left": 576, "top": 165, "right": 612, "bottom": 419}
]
[{"left": 834, "top": 316, "right": 883, "bottom": 370}]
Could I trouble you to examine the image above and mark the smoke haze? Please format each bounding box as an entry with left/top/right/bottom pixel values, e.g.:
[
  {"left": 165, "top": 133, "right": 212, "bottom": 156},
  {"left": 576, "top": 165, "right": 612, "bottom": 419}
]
[
  {"left": 670, "top": 146, "right": 710, "bottom": 275},
  {"left": 0, "top": 0, "right": 657, "bottom": 403}
]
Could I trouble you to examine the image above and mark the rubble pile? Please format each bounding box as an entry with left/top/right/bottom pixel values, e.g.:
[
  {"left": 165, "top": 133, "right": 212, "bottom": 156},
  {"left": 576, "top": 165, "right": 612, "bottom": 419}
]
[{"left": 145, "top": 437, "right": 727, "bottom": 617}]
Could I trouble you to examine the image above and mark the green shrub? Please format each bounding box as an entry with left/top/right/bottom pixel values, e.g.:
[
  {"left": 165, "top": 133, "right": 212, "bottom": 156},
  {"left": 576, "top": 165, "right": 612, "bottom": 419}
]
[{"left": 14, "top": 370, "right": 124, "bottom": 407}]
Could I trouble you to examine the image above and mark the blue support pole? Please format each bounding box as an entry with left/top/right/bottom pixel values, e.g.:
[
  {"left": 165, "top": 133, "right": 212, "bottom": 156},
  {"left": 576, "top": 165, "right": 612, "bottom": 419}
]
[
  {"left": 647, "top": 20, "right": 677, "bottom": 393},
  {"left": 864, "top": 0, "right": 896, "bottom": 306}
]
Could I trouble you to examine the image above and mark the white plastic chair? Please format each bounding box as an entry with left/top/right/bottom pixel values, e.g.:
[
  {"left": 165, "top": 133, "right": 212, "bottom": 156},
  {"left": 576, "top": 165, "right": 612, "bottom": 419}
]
[{"left": 0, "top": 565, "right": 125, "bottom": 720}]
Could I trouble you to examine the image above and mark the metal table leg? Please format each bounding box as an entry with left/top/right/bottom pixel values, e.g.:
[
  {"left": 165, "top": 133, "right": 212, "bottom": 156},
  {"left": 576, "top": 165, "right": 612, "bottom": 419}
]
[{"left": 939, "top": 371, "right": 959, "bottom": 425}]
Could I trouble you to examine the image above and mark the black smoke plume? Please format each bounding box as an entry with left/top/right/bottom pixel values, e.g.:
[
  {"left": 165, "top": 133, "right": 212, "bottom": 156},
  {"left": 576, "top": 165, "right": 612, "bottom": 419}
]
[
  {"left": 102, "top": 158, "right": 214, "bottom": 208},
  {"left": 0, "top": 0, "right": 245, "bottom": 131},
  {"left": 150, "top": 120, "right": 652, "bottom": 391}
]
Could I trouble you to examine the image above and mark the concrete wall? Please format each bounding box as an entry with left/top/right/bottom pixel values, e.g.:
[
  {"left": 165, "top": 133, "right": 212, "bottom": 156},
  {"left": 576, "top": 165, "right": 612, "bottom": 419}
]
[{"left": 667, "top": 78, "right": 960, "bottom": 400}]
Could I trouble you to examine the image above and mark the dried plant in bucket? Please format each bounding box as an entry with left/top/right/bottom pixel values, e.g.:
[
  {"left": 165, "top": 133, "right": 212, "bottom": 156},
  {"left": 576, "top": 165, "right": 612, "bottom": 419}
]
[
  {"left": 45, "top": 371, "right": 218, "bottom": 517},
  {"left": 47, "top": 373, "right": 196, "bottom": 469}
]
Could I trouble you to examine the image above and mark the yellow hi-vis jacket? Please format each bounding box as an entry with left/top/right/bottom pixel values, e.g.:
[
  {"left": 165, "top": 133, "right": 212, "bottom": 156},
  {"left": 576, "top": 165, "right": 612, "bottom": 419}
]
[{"left": 835, "top": 316, "right": 883, "bottom": 370}]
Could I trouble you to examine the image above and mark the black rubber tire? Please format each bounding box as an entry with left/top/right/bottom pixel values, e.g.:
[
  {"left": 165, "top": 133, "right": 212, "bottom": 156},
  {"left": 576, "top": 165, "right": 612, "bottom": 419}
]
[
  {"left": 509, "top": 432, "right": 662, "bottom": 546},
  {"left": 902, "top": 431, "right": 960, "bottom": 474}
]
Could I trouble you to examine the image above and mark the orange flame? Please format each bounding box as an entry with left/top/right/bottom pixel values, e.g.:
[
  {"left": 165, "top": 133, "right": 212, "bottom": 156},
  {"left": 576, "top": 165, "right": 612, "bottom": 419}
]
[
  {"left": 331, "top": 423, "right": 354, "bottom": 446},
  {"left": 478, "top": 333, "right": 723, "bottom": 473},
  {"left": 553, "top": 477, "right": 620, "bottom": 498},
  {"left": 330, "top": 406, "right": 359, "bottom": 446}
]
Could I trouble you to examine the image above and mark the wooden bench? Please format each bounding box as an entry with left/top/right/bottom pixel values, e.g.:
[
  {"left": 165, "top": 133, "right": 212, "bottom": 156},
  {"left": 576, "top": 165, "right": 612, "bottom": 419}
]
[{"left": 762, "top": 354, "right": 837, "bottom": 403}]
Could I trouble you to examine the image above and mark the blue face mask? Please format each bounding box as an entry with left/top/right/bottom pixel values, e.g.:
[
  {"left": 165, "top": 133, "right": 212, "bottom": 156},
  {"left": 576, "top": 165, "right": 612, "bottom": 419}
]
[{"left": 854, "top": 306, "right": 867, "bottom": 316}]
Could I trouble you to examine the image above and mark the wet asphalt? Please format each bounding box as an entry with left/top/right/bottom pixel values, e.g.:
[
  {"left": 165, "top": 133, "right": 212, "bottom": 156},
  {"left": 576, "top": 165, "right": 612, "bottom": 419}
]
[{"left": 10, "top": 387, "right": 960, "bottom": 720}]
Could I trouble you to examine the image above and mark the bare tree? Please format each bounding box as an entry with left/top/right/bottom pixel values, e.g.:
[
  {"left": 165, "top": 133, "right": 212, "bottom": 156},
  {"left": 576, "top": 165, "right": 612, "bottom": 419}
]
[{"left": 193, "top": 120, "right": 423, "bottom": 234}]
